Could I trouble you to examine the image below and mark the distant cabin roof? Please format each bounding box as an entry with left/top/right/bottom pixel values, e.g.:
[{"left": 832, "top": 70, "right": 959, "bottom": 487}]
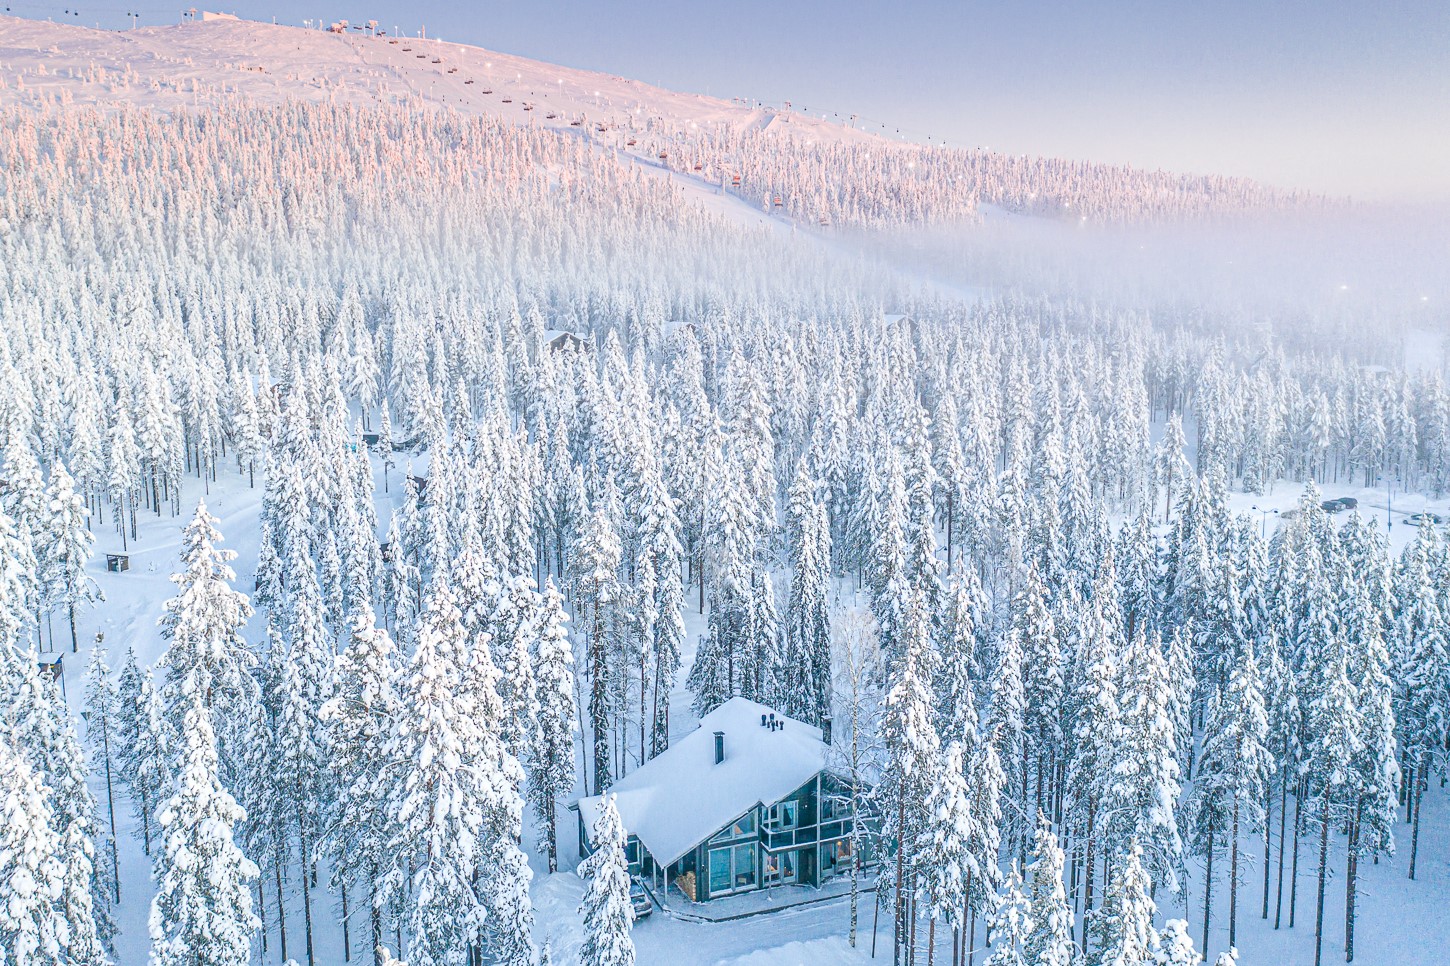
[
  {"left": 577, "top": 697, "right": 827, "bottom": 868},
  {"left": 543, "top": 328, "right": 587, "bottom": 351}
]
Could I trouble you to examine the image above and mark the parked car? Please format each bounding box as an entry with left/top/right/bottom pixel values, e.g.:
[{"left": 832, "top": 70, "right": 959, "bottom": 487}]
[
  {"left": 1335, "top": 497, "right": 1359, "bottom": 509},
  {"left": 1321, "top": 500, "right": 1346, "bottom": 514},
  {"left": 1407, "top": 512, "right": 1444, "bottom": 525},
  {"left": 630, "top": 878, "right": 653, "bottom": 919}
]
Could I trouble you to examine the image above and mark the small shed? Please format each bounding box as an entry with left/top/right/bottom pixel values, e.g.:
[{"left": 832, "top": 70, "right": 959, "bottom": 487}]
[
  {"left": 106, "top": 554, "right": 130, "bottom": 573},
  {"left": 38, "top": 654, "right": 63, "bottom": 683},
  {"left": 362, "top": 432, "right": 381, "bottom": 447},
  {"left": 544, "top": 329, "right": 588, "bottom": 354}
]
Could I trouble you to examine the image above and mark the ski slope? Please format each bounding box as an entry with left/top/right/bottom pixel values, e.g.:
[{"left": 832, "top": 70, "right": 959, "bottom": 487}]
[{"left": 0, "top": 15, "right": 877, "bottom": 149}]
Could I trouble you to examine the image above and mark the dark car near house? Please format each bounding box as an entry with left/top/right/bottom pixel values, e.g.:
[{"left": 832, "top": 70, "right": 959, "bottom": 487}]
[{"left": 630, "top": 878, "right": 653, "bottom": 919}]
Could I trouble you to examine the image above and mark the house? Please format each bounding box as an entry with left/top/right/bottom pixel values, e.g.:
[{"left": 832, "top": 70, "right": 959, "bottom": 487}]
[{"left": 575, "top": 698, "right": 871, "bottom": 903}]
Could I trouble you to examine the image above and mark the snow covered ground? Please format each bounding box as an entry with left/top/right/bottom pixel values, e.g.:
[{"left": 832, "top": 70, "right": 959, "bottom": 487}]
[{"left": 53, "top": 451, "right": 1450, "bottom": 965}]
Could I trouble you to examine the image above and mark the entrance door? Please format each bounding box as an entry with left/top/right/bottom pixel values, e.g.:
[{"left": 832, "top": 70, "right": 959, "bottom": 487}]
[{"left": 764, "top": 849, "right": 799, "bottom": 887}]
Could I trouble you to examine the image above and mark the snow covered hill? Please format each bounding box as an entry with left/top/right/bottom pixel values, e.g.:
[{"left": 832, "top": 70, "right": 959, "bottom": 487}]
[
  {"left": 0, "top": 14, "right": 1316, "bottom": 229},
  {"left": 0, "top": 15, "right": 874, "bottom": 153}
]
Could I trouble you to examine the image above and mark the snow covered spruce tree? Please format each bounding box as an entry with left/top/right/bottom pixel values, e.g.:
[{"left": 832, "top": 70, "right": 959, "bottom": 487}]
[
  {"left": 0, "top": 737, "right": 67, "bottom": 966},
  {"left": 881, "top": 590, "right": 939, "bottom": 963},
  {"left": 148, "top": 688, "right": 259, "bottom": 966},
  {"left": 1024, "top": 816, "right": 1075, "bottom": 966},
  {"left": 2, "top": 641, "right": 109, "bottom": 965},
  {"left": 572, "top": 499, "right": 622, "bottom": 795},
  {"left": 529, "top": 578, "right": 578, "bottom": 873},
  {"left": 784, "top": 464, "right": 833, "bottom": 725},
  {"left": 577, "top": 793, "right": 635, "bottom": 966},
  {"left": 156, "top": 501, "right": 256, "bottom": 746},
  {"left": 82, "top": 641, "right": 123, "bottom": 909},
  {"left": 40, "top": 463, "right": 101, "bottom": 653},
  {"left": 982, "top": 862, "right": 1031, "bottom": 966},
  {"left": 1103, "top": 628, "right": 1184, "bottom": 898},
  {"left": 1188, "top": 643, "right": 1272, "bottom": 956},
  {"left": 320, "top": 604, "right": 401, "bottom": 966},
  {"left": 1090, "top": 841, "right": 1159, "bottom": 966},
  {"left": 915, "top": 740, "right": 973, "bottom": 964}
]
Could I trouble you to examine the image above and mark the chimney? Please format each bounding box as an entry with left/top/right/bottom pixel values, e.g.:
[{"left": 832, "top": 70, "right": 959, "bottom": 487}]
[
  {"left": 822, "top": 715, "right": 833, "bottom": 746},
  {"left": 713, "top": 731, "right": 725, "bottom": 765}
]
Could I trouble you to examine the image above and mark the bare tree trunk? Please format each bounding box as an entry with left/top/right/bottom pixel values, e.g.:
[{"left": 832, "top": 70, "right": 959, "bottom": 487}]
[
  {"left": 257, "top": 879, "right": 268, "bottom": 956},
  {"left": 1276, "top": 771, "right": 1288, "bottom": 928},
  {"left": 1202, "top": 824, "right": 1214, "bottom": 956},
  {"left": 1346, "top": 798, "right": 1361, "bottom": 963},
  {"left": 1263, "top": 780, "right": 1273, "bottom": 920},
  {"left": 341, "top": 881, "right": 351, "bottom": 962},
  {"left": 1230, "top": 798, "right": 1241, "bottom": 950},
  {"left": 1314, "top": 792, "right": 1330, "bottom": 966},
  {"left": 546, "top": 788, "right": 559, "bottom": 873},
  {"left": 895, "top": 795, "right": 906, "bottom": 966},
  {"left": 299, "top": 805, "right": 316, "bottom": 966},
  {"left": 1291, "top": 777, "right": 1304, "bottom": 928},
  {"left": 1081, "top": 801, "right": 1095, "bottom": 951},
  {"left": 1409, "top": 757, "right": 1426, "bottom": 880},
  {"left": 276, "top": 860, "right": 289, "bottom": 963}
]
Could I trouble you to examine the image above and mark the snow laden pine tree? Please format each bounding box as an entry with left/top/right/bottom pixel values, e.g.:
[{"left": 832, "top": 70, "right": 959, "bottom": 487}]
[
  {"left": 1090, "top": 841, "right": 1159, "bottom": 966},
  {"left": 784, "top": 465, "right": 832, "bottom": 725},
  {"left": 40, "top": 464, "right": 101, "bottom": 652},
  {"left": 0, "top": 735, "right": 67, "bottom": 966},
  {"left": 577, "top": 794, "right": 635, "bottom": 966},
  {"left": 319, "top": 604, "right": 401, "bottom": 966},
  {"left": 382, "top": 586, "right": 490, "bottom": 966},
  {"left": 1159, "top": 918, "right": 1204, "bottom": 966},
  {"left": 529, "top": 579, "right": 578, "bottom": 873},
  {"left": 915, "top": 740, "right": 973, "bottom": 965},
  {"left": 2, "top": 641, "right": 109, "bottom": 965},
  {"left": 82, "top": 640, "right": 122, "bottom": 908},
  {"left": 982, "top": 862, "right": 1031, "bottom": 966},
  {"left": 148, "top": 688, "right": 259, "bottom": 966},
  {"left": 571, "top": 502, "right": 621, "bottom": 795},
  {"left": 156, "top": 501, "right": 255, "bottom": 741},
  {"left": 1104, "top": 629, "right": 1184, "bottom": 897},
  {"left": 1024, "top": 816, "right": 1075, "bottom": 966},
  {"left": 126, "top": 676, "right": 173, "bottom": 857},
  {"left": 1188, "top": 643, "right": 1272, "bottom": 956},
  {"left": 881, "top": 591, "right": 939, "bottom": 963}
]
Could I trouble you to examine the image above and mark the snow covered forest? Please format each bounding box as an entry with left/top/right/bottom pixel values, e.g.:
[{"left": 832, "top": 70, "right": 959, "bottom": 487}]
[{"left": 1, "top": 14, "right": 1449, "bottom": 966}]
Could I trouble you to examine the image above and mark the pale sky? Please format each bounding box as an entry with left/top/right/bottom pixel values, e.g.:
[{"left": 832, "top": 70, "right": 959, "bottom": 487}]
[{"left": 11, "top": 0, "right": 1450, "bottom": 200}]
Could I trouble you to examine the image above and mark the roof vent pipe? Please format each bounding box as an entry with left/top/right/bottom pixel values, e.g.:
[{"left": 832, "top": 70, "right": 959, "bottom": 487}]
[
  {"left": 714, "top": 731, "right": 725, "bottom": 764},
  {"left": 822, "top": 716, "right": 833, "bottom": 746}
]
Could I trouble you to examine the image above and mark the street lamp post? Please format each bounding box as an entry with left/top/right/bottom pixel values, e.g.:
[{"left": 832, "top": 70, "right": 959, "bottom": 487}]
[{"left": 1250, "top": 505, "right": 1279, "bottom": 539}]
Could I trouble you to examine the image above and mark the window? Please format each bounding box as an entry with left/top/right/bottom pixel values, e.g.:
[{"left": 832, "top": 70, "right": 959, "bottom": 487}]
[
  {"left": 707, "top": 843, "right": 759, "bottom": 896},
  {"left": 766, "top": 800, "right": 798, "bottom": 831},
  {"left": 709, "top": 810, "right": 757, "bottom": 843},
  {"left": 709, "top": 847, "right": 732, "bottom": 894},
  {"left": 822, "top": 791, "right": 853, "bottom": 822},
  {"left": 733, "top": 843, "right": 757, "bottom": 889},
  {"left": 704, "top": 841, "right": 759, "bottom": 893}
]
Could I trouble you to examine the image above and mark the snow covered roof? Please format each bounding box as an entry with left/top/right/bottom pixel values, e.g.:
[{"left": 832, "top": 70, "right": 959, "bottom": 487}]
[{"left": 577, "top": 698, "right": 827, "bottom": 868}]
